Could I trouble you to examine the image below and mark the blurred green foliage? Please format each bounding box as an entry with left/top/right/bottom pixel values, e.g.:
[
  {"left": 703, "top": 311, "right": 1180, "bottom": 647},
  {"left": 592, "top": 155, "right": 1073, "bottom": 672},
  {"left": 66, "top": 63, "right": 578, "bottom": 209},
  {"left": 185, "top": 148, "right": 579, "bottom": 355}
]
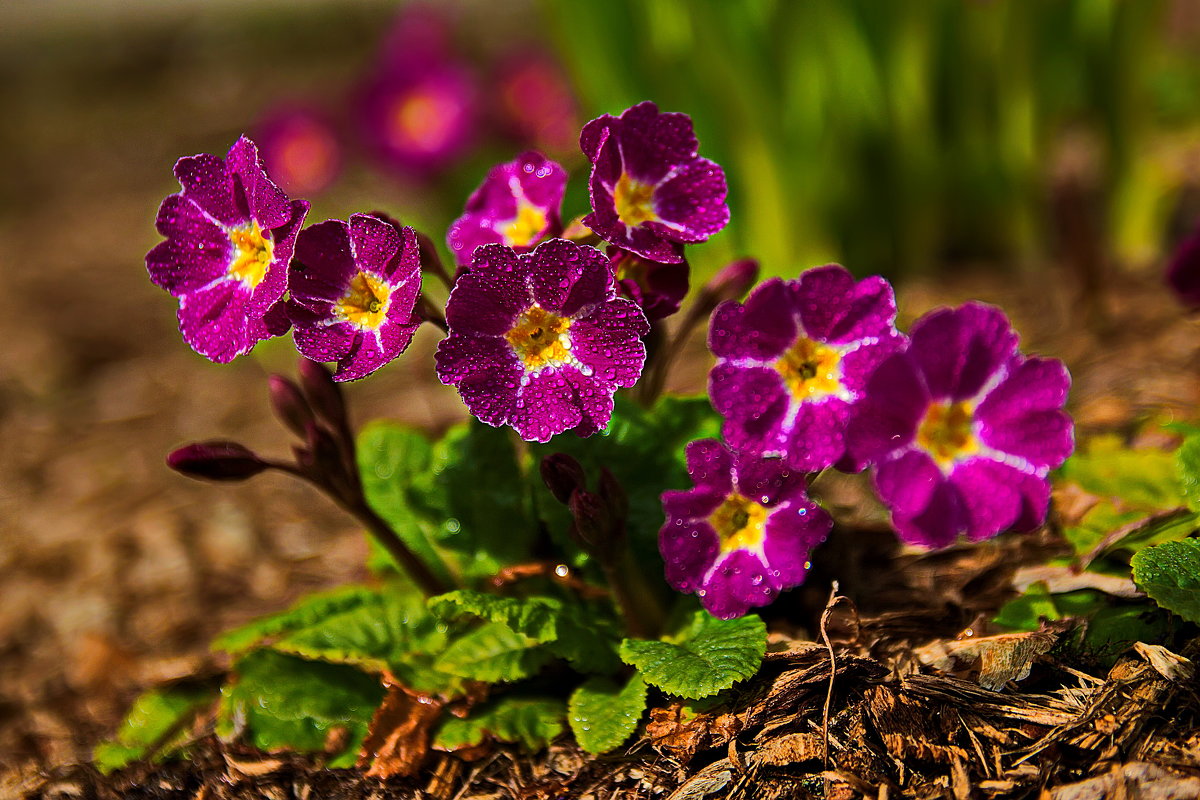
[{"left": 542, "top": 0, "right": 1200, "bottom": 280}]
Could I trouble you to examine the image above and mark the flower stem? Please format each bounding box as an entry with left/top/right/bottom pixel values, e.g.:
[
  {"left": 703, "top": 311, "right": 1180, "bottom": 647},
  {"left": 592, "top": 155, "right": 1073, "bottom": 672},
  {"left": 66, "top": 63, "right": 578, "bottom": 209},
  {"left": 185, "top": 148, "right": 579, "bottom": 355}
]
[{"left": 601, "top": 551, "right": 666, "bottom": 640}]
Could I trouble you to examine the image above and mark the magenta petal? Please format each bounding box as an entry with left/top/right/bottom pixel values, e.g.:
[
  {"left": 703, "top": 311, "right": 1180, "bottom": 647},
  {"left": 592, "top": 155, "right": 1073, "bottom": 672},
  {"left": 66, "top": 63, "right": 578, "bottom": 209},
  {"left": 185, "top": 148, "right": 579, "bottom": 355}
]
[
  {"left": 294, "top": 318, "right": 356, "bottom": 364},
  {"left": 435, "top": 334, "right": 516, "bottom": 385},
  {"left": 444, "top": 270, "right": 529, "bottom": 336},
  {"left": 730, "top": 453, "right": 794, "bottom": 506},
  {"left": 564, "top": 368, "right": 617, "bottom": 438},
  {"left": 177, "top": 281, "right": 266, "bottom": 364},
  {"left": 978, "top": 409, "right": 1074, "bottom": 470},
  {"left": 1167, "top": 226, "right": 1200, "bottom": 306},
  {"left": 684, "top": 439, "right": 734, "bottom": 492},
  {"left": 348, "top": 213, "right": 404, "bottom": 275},
  {"left": 948, "top": 459, "right": 1023, "bottom": 541},
  {"left": 976, "top": 357, "right": 1071, "bottom": 422},
  {"left": 844, "top": 353, "right": 928, "bottom": 468},
  {"left": 708, "top": 363, "right": 786, "bottom": 423},
  {"left": 1009, "top": 469, "right": 1052, "bottom": 533},
  {"left": 662, "top": 487, "right": 726, "bottom": 521},
  {"left": 569, "top": 301, "right": 649, "bottom": 387},
  {"left": 873, "top": 449, "right": 942, "bottom": 519},
  {"left": 510, "top": 370, "right": 584, "bottom": 443},
  {"left": 910, "top": 303, "right": 1018, "bottom": 401},
  {"left": 892, "top": 481, "right": 963, "bottom": 549},
  {"left": 659, "top": 520, "right": 720, "bottom": 594},
  {"left": 762, "top": 500, "right": 831, "bottom": 585},
  {"left": 147, "top": 196, "right": 230, "bottom": 296},
  {"left": 226, "top": 136, "right": 291, "bottom": 230},
  {"left": 650, "top": 158, "right": 729, "bottom": 241},
  {"left": 781, "top": 399, "right": 851, "bottom": 472},
  {"left": 792, "top": 266, "right": 898, "bottom": 345},
  {"left": 701, "top": 550, "right": 776, "bottom": 620},
  {"left": 456, "top": 362, "right": 524, "bottom": 429},
  {"left": 708, "top": 279, "right": 798, "bottom": 360},
  {"left": 528, "top": 239, "right": 609, "bottom": 316},
  {"left": 174, "top": 153, "right": 245, "bottom": 227}
]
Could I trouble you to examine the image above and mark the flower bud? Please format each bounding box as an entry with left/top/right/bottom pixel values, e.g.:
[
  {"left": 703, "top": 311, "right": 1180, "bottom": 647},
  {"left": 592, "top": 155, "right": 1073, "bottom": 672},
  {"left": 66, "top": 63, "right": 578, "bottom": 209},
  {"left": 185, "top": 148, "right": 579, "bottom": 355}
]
[
  {"left": 268, "top": 375, "right": 315, "bottom": 437},
  {"left": 597, "top": 467, "right": 628, "bottom": 534},
  {"left": 298, "top": 358, "right": 347, "bottom": 429},
  {"left": 540, "top": 453, "right": 586, "bottom": 505},
  {"left": 568, "top": 488, "right": 610, "bottom": 551},
  {"left": 167, "top": 441, "right": 268, "bottom": 481},
  {"left": 702, "top": 258, "right": 758, "bottom": 307}
]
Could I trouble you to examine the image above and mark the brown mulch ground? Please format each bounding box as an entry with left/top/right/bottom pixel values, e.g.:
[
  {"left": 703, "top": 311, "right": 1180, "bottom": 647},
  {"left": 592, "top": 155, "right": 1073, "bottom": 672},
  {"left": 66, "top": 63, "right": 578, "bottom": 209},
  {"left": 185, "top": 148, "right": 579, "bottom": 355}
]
[{"left": 6, "top": 5, "right": 1200, "bottom": 799}]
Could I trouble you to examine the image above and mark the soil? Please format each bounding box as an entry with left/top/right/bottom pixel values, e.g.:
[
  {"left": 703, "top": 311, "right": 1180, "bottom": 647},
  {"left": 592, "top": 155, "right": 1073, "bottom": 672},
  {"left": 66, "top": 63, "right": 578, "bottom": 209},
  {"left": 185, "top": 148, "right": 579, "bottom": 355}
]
[{"left": 6, "top": 6, "right": 1200, "bottom": 799}]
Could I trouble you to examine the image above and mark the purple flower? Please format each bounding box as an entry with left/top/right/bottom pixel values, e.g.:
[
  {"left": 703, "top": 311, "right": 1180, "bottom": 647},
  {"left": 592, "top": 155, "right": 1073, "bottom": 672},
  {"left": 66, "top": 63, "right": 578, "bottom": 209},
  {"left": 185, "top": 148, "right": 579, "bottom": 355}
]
[
  {"left": 708, "top": 266, "right": 905, "bottom": 473},
  {"left": 286, "top": 214, "right": 422, "bottom": 382},
  {"left": 608, "top": 246, "right": 689, "bottom": 321},
  {"left": 446, "top": 152, "right": 567, "bottom": 268},
  {"left": 660, "top": 440, "right": 832, "bottom": 620},
  {"left": 1167, "top": 225, "right": 1200, "bottom": 307},
  {"left": 254, "top": 105, "right": 342, "bottom": 196},
  {"left": 355, "top": 60, "right": 478, "bottom": 176},
  {"left": 581, "top": 102, "right": 729, "bottom": 264},
  {"left": 435, "top": 239, "right": 650, "bottom": 443},
  {"left": 494, "top": 50, "right": 581, "bottom": 155},
  {"left": 845, "top": 303, "right": 1074, "bottom": 548},
  {"left": 146, "top": 136, "right": 308, "bottom": 363}
]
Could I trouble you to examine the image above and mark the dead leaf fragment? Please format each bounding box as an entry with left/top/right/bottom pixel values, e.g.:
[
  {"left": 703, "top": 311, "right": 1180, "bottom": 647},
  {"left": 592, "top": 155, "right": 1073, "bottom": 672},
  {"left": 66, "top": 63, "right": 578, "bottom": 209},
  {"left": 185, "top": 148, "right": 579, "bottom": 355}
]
[
  {"left": 1051, "top": 762, "right": 1200, "bottom": 800},
  {"left": 1133, "top": 642, "right": 1196, "bottom": 682},
  {"left": 916, "top": 630, "right": 1058, "bottom": 691},
  {"left": 358, "top": 680, "right": 445, "bottom": 779}
]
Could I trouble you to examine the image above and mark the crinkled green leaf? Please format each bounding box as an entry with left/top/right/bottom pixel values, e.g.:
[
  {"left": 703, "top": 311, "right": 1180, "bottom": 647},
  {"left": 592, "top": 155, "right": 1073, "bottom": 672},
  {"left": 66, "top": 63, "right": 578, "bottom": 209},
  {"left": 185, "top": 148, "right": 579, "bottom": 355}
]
[
  {"left": 359, "top": 421, "right": 534, "bottom": 581},
  {"left": 619, "top": 611, "right": 766, "bottom": 699},
  {"left": 1177, "top": 435, "right": 1200, "bottom": 513},
  {"left": 212, "top": 585, "right": 386, "bottom": 655},
  {"left": 1132, "top": 539, "right": 1200, "bottom": 623},
  {"left": 93, "top": 684, "right": 213, "bottom": 774},
  {"left": 568, "top": 673, "right": 647, "bottom": 754},
  {"left": 1059, "top": 435, "right": 1183, "bottom": 511},
  {"left": 529, "top": 395, "right": 722, "bottom": 575},
  {"left": 429, "top": 591, "right": 622, "bottom": 674},
  {"left": 434, "top": 621, "right": 553, "bottom": 682},
  {"left": 1061, "top": 502, "right": 1198, "bottom": 560},
  {"left": 221, "top": 650, "right": 383, "bottom": 765},
  {"left": 433, "top": 696, "right": 565, "bottom": 752}
]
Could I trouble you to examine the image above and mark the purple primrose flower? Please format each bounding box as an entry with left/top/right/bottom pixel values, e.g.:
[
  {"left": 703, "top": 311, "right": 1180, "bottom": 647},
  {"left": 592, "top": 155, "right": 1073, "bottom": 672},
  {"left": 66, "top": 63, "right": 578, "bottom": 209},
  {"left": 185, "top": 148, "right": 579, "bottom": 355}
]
[
  {"left": 581, "top": 102, "right": 729, "bottom": 264},
  {"left": 286, "top": 213, "right": 422, "bottom": 382},
  {"left": 435, "top": 239, "right": 650, "bottom": 443},
  {"left": 1167, "top": 224, "right": 1200, "bottom": 307},
  {"left": 254, "top": 105, "right": 342, "bottom": 196},
  {"left": 845, "top": 303, "right": 1074, "bottom": 548},
  {"left": 660, "top": 440, "right": 832, "bottom": 620},
  {"left": 608, "top": 246, "right": 689, "bottom": 321},
  {"left": 447, "top": 152, "right": 567, "bottom": 268},
  {"left": 709, "top": 266, "right": 905, "bottom": 472},
  {"left": 146, "top": 136, "right": 309, "bottom": 363}
]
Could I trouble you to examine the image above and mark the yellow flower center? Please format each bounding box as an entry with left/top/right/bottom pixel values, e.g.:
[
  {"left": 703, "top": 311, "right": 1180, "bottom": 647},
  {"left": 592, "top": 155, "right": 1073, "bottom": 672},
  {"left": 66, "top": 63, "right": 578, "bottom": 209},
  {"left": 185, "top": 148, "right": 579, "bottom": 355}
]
[
  {"left": 613, "top": 172, "right": 658, "bottom": 227},
  {"left": 709, "top": 493, "right": 770, "bottom": 554},
  {"left": 336, "top": 271, "right": 392, "bottom": 329},
  {"left": 501, "top": 203, "right": 548, "bottom": 248},
  {"left": 227, "top": 222, "right": 273, "bottom": 288},
  {"left": 505, "top": 304, "right": 572, "bottom": 371},
  {"left": 917, "top": 401, "right": 978, "bottom": 465},
  {"left": 775, "top": 337, "right": 842, "bottom": 400}
]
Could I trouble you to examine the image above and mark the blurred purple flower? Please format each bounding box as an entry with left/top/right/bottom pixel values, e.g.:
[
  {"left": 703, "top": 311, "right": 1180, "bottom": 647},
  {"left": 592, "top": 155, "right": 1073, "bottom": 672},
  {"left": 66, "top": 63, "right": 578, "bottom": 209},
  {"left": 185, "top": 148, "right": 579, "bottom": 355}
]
[
  {"left": 1166, "top": 225, "right": 1200, "bottom": 306},
  {"left": 845, "top": 303, "right": 1074, "bottom": 548},
  {"left": 435, "top": 239, "right": 649, "bottom": 443},
  {"left": 494, "top": 50, "right": 581, "bottom": 155},
  {"left": 660, "top": 440, "right": 831, "bottom": 620},
  {"left": 581, "top": 102, "right": 729, "bottom": 264},
  {"left": 286, "top": 213, "right": 422, "bottom": 381},
  {"left": 607, "top": 246, "right": 689, "bottom": 321},
  {"left": 146, "top": 136, "right": 308, "bottom": 363},
  {"left": 446, "top": 151, "right": 567, "bottom": 268},
  {"left": 254, "top": 106, "right": 342, "bottom": 196},
  {"left": 709, "top": 266, "right": 905, "bottom": 473}
]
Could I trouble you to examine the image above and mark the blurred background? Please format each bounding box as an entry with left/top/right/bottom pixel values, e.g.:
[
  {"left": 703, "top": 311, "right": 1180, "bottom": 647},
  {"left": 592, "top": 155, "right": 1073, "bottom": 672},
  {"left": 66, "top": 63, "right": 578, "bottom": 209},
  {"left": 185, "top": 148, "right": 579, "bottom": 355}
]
[{"left": 3, "top": 0, "right": 1200, "bottom": 781}]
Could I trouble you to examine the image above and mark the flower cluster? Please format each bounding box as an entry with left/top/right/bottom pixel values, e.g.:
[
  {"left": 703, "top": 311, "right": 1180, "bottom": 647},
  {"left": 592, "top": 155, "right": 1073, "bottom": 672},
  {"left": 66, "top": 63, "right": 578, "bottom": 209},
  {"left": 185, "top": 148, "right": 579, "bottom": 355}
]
[
  {"left": 146, "top": 139, "right": 422, "bottom": 379},
  {"left": 148, "top": 100, "right": 1074, "bottom": 627}
]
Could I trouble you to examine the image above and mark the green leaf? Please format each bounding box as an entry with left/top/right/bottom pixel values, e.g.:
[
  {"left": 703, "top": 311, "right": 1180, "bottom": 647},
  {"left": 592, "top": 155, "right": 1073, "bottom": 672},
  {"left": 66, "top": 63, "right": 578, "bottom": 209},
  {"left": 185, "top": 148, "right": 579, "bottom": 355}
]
[
  {"left": 619, "top": 611, "right": 766, "bottom": 699},
  {"left": 1132, "top": 539, "right": 1200, "bottom": 623},
  {"left": 433, "top": 697, "right": 565, "bottom": 752},
  {"left": 429, "top": 591, "right": 622, "bottom": 674},
  {"left": 568, "top": 673, "right": 648, "bottom": 754},
  {"left": 1059, "top": 435, "right": 1183, "bottom": 511},
  {"left": 93, "top": 685, "right": 213, "bottom": 774},
  {"left": 429, "top": 591, "right": 563, "bottom": 641},
  {"left": 221, "top": 650, "right": 384, "bottom": 764},
  {"left": 359, "top": 421, "right": 535, "bottom": 581},
  {"left": 1177, "top": 435, "right": 1200, "bottom": 513},
  {"left": 434, "top": 622, "right": 552, "bottom": 682},
  {"left": 212, "top": 583, "right": 452, "bottom": 692},
  {"left": 993, "top": 583, "right": 1107, "bottom": 631}
]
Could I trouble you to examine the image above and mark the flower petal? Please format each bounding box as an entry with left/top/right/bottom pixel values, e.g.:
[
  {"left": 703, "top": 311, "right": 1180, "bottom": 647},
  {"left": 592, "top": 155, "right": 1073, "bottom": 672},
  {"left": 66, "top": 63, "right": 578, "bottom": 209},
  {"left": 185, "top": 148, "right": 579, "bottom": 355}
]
[{"left": 701, "top": 550, "right": 776, "bottom": 620}]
